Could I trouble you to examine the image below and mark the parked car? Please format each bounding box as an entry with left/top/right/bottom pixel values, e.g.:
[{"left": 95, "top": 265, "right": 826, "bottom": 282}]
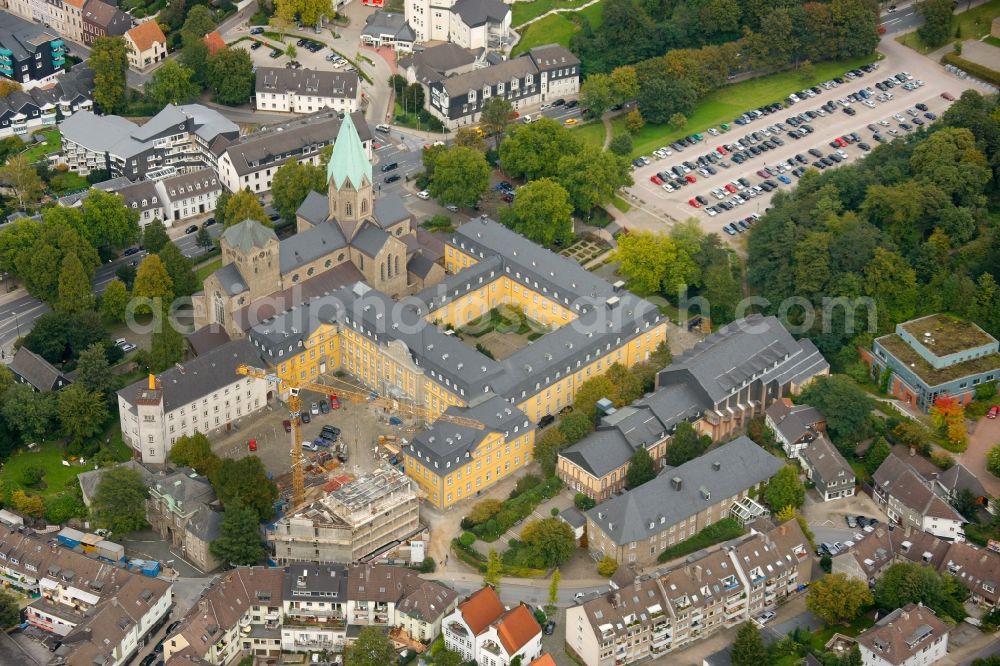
[
  {"left": 988, "top": 405, "right": 999, "bottom": 419},
  {"left": 301, "top": 411, "right": 311, "bottom": 424},
  {"left": 248, "top": 439, "right": 257, "bottom": 452},
  {"left": 184, "top": 224, "right": 198, "bottom": 234},
  {"left": 543, "top": 621, "right": 556, "bottom": 635},
  {"left": 417, "top": 190, "right": 430, "bottom": 199},
  {"left": 573, "top": 592, "right": 587, "bottom": 602},
  {"left": 282, "top": 420, "right": 292, "bottom": 433},
  {"left": 846, "top": 515, "right": 857, "bottom": 528},
  {"left": 754, "top": 611, "right": 777, "bottom": 626}
]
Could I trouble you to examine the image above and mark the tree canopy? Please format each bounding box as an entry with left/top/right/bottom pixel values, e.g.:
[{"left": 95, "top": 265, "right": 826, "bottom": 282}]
[
  {"left": 91, "top": 466, "right": 149, "bottom": 535},
  {"left": 625, "top": 446, "right": 656, "bottom": 489},
  {"left": 520, "top": 517, "right": 576, "bottom": 567},
  {"left": 210, "top": 503, "right": 264, "bottom": 565},
  {"left": 90, "top": 37, "right": 129, "bottom": 113},
  {"left": 346, "top": 626, "right": 396, "bottom": 666},
  {"left": 499, "top": 178, "right": 573, "bottom": 247},
  {"left": 797, "top": 375, "right": 875, "bottom": 455},
  {"left": 428, "top": 146, "right": 489, "bottom": 207},
  {"left": 763, "top": 465, "right": 806, "bottom": 512},
  {"left": 806, "top": 573, "right": 872, "bottom": 625}
]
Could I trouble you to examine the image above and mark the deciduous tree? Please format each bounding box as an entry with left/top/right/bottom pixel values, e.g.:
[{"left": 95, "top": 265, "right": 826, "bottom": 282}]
[
  {"left": 57, "top": 252, "right": 95, "bottom": 314},
  {"left": 624, "top": 109, "right": 644, "bottom": 134},
  {"left": 916, "top": 0, "right": 954, "bottom": 47},
  {"left": 158, "top": 242, "right": 199, "bottom": 298},
  {"left": 798, "top": 375, "right": 875, "bottom": 455},
  {"left": 12, "top": 489, "right": 45, "bottom": 517},
  {"left": 90, "top": 37, "right": 129, "bottom": 113},
  {"left": 556, "top": 145, "right": 632, "bottom": 217},
  {"left": 181, "top": 5, "right": 216, "bottom": 38},
  {"left": 521, "top": 518, "right": 576, "bottom": 567},
  {"left": 732, "top": 622, "right": 767, "bottom": 666},
  {"left": 132, "top": 255, "right": 174, "bottom": 314},
  {"left": 499, "top": 118, "right": 580, "bottom": 181},
  {"left": 806, "top": 573, "right": 872, "bottom": 625},
  {"left": 142, "top": 219, "right": 170, "bottom": 253},
  {"left": 224, "top": 189, "right": 269, "bottom": 226},
  {"left": 346, "top": 626, "right": 396, "bottom": 666},
  {"left": 636, "top": 77, "right": 697, "bottom": 125},
  {"left": 100, "top": 278, "right": 129, "bottom": 322},
  {"left": 0, "top": 590, "right": 21, "bottom": 627},
  {"left": 82, "top": 189, "right": 140, "bottom": 250},
  {"left": 212, "top": 456, "right": 278, "bottom": 520},
  {"left": 666, "top": 421, "right": 710, "bottom": 466},
  {"left": 454, "top": 127, "right": 487, "bottom": 152},
  {"left": 499, "top": 178, "right": 573, "bottom": 247},
  {"left": 208, "top": 47, "right": 254, "bottom": 105},
  {"left": 147, "top": 317, "right": 185, "bottom": 373},
  {"left": 469, "top": 499, "right": 503, "bottom": 525},
  {"left": 272, "top": 160, "right": 326, "bottom": 221},
  {"left": 144, "top": 60, "right": 199, "bottom": 106},
  {"left": 625, "top": 446, "right": 656, "bottom": 488},
  {"left": 533, "top": 427, "right": 568, "bottom": 477},
  {"left": 2, "top": 384, "right": 51, "bottom": 443},
  {"left": 484, "top": 548, "right": 502, "bottom": 589},
  {"left": 91, "top": 466, "right": 149, "bottom": 534},
  {"left": 558, "top": 411, "right": 594, "bottom": 443},
  {"left": 75, "top": 343, "right": 113, "bottom": 395},
  {"left": 58, "top": 384, "right": 108, "bottom": 445},
  {"left": 0, "top": 154, "right": 43, "bottom": 210},
  {"left": 169, "top": 432, "right": 222, "bottom": 478},
  {"left": 210, "top": 502, "right": 264, "bottom": 564},
  {"left": 764, "top": 465, "right": 806, "bottom": 511},
  {"left": 580, "top": 73, "right": 613, "bottom": 118},
  {"left": 428, "top": 146, "right": 489, "bottom": 207},
  {"left": 480, "top": 97, "right": 514, "bottom": 149}
]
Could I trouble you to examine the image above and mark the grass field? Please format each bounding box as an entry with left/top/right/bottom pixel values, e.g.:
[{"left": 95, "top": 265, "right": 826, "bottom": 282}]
[
  {"left": 512, "top": 13, "right": 580, "bottom": 55},
  {"left": 576, "top": 53, "right": 879, "bottom": 157},
  {"left": 195, "top": 257, "right": 222, "bottom": 283},
  {"left": 898, "top": 0, "right": 1000, "bottom": 53},
  {"left": 985, "top": 35, "right": 1000, "bottom": 47},
  {"left": 21, "top": 128, "right": 61, "bottom": 163},
  {"left": 573, "top": 121, "right": 606, "bottom": 146},
  {"left": 0, "top": 441, "right": 89, "bottom": 499},
  {"left": 511, "top": 0, "right": 595, "bottom": 27},
  {"left": 577, "top": 0, "right": 604, "bottom": 29},
  {"left": 611, "top": 193, "right": 631, "bottom": 212}
]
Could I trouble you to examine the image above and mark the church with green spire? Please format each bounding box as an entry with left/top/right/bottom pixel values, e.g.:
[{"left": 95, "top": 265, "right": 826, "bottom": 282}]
[{"left": 196, "top": 112, "right": 445, "bottom": 338}]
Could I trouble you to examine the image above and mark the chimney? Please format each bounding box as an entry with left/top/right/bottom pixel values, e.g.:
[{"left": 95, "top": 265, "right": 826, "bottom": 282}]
[
  {"left": 671, "top": 477, "right": 682, "bottom": 491},
  {"left": 147, "top": 374, "right": 156, "bottom": 390},
  {"left": 694, "top": 565, "right": 703, "bottom": 582}
]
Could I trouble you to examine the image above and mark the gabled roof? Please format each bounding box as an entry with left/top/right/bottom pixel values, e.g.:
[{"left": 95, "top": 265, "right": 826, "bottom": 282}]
[
  {"left": 221, "top": 219, "right": 278, "bottom": 253},
  {"left": 765, "top": 399, "right": 825, "bottom": 445},
  {"left": 279, "top": 220, "right": 348, "bottom": 274},
  {"left": 452, "top": 0, "right": 510, "bottom": 27},
  {"left": 935, "top": 464, "right": 988, "bottom": 499},
  {"left": 874, "top": 454, "right": 965, "bottom": 524},
  {"left": 351, "top": 222, "right": 390, "bottom": 258},
  {"left": 126, "top": 20, "right": 165, "bottom": 51},
  {"left": 855, "top": 603, "right": 948, "bottom": 665},
  {"left": 203, "top": 30, "right": 225, "bottom": 55},
  {"left": 799, "top": 433, "right": 853, "bottom": 486},
  {"left": 494, "top": 604, "right": 541, "bottom": 654},
  {"left": 296, "top": 190, "right": 331, "bottom": 227},
  {"left": 457, "top": 586, "right": 505, "bottom": 635},
  {"left": 9, "top": 346, "right": 70, "bottom": 392},
  {"left": 326, "top": 111, "right": 372, "bottom": 190}
]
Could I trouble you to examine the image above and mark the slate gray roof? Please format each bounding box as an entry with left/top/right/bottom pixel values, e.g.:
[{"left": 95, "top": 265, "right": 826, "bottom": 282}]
[
  {"left": 296, "top": 190, "right": 330, "bottom": 227},
  {"left": 407, "top": 252, "right": 437, "bottom": 279},
  {"left": 222, "top": 219, "right": 278, "bottom": 253},
  {"left": 284, "top": 563, "right": 349, "bottom": 600},
  {"left": 160, "top": 168, "right": 220, "bottom": 200},
  {"left": 409, "top": 394, "right": 531, "bottom": 469},
  {"left": 399, "top": 43, "right": 477, "bottom": 76},
  {"left": 586, "top": 437, "right": 785, "bottom": 545},
  {"left": 373, "top": 194, "right": 410, "bottom": 227},
  {"left": 362, "top": 11, "right": 415, "bottom": 42},
  {"left": 874, "top": 454, "right": 966, "bottom": 523},
  {"left": 525, "top": 44, "right": 580, "bottom": 70},
  {"left": 117, "top": 338, "right": 264, "bottom": 413},
  {"left": 452, "top": 0, "right": 510, "bottom": 26},
  {"left": 0, "top": 10, "right": 58, "bottom": 61},
  {"left": 799, "top": 434, "right": 853, "bottom": 488},
  {"left": 186, "top": 505, "right": 221, "bottom": 542},
  {"left": 256, "top": 66, "right": 359, "bottom": 99},
  {"left": 279, "top": 220, "right": 348, "bottom": 274},
  {"left": 657, "top": 315, "right": 829, "bottom": 404},
  {"left": 765, "top": 401, "right": 825, "bottom": 445},
  {"left": 351, "top": 222, "right": 390, "bottom": 258},
  {"left": 440, "top": 56, "right": 537, "bottom": 97},
  {"left": 186, "top": 324, "right": 232, "bottom": 356},
  {"left": 111, "top": 180, "right": 161, "bottom": 210},
  {"left": 935, "top": 464, "right": 988, "bottom": 500},
  {"left": 0, "top": 65, "right": 93, "bottom": 118},
  {"left": 560, "top": 507, "right": 586, "bottom": 529},
  {"left": 78, "top": 461, "right": 153, "bottom": 506},
  {"left": 214, "top": 262, "right": 249, "bottom": 297},
  {"left": 9, "top": 346, "right": 70, "bottom": 392},
  {"left": 149, "top": 468, "right": 216, "bottom": 507},
  {"left": 397, "top": 579, "right": 457, "bottom": 623}
]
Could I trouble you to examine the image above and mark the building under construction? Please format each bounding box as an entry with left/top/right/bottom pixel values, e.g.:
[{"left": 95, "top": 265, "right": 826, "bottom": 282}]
[{"left": 267, "top": 467, "right": 421, "bottom": 565}]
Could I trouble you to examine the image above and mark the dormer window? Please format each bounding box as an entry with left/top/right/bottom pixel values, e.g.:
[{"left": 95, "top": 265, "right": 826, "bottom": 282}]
[
  {"left": 482, "top": 86, "right": 490, "bottom": 99},
  {"left": 468, "top": 90, "right": 476, "bottom": 103}
]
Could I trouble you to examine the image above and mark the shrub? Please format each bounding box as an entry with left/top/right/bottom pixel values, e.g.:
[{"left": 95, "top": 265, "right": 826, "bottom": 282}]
[
  {"left": 930, "top": 450, "right": 955, "bottom": 470},
  {"left": 574, "top": 492, "right": 596, "bottom": 510},
  {"left": 459, "top": 531, "right": 476, "bottom": 547},
  {"left": 658, "top": 519, "right": 744, "bottom": 562},
  {"left": 419, "top": 556, "right": 436, "bottom": 573},
  {"left": 510, "top": 474, "right": 542, "bottom": 498},
  {"left": 942, "top": 53, "right": 1000, "bottom": 87},
  {"left": 608, "top": 134, "right": 632, "bottom": 156},
  {"left": 597, "top": 555, "right": 618, "bottom": 577},
  {"left": 20, "top": 465, "right": 44, "bottom": 487}
]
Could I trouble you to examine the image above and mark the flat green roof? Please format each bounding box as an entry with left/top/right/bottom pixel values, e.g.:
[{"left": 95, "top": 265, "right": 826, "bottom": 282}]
[
  {"left": 878, "top": 333, "right": 1000, "bottom": 387},
  {"left": 900, "top": 314, "right": 995, "bottom": 357}
]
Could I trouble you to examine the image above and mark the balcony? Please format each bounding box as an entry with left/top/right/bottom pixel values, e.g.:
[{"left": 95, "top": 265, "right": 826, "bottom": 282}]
[
  {"left": 284, "top": 614, "right": 345, "bottom": 628},
  {"left": 482, "top": 641, "right": 502, "bottom": 656},
  {"left": 294, "top": 638, "right": 336, "bottom": 649}
]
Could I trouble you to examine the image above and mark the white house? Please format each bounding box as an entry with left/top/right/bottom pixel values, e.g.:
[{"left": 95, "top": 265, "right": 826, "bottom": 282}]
[
  {"left": 254, "top": 67, "right": 360, "bottom": 115},
  {"left": 764, "top": 399, "right": 826, "bottom": 459},
  {"left": 406, "top": 0, "right": 510, "bottom": 49},
  {"left": 443, "top": 587, "right": 542, "bottom": 666},
  {"left": 856, "top": 603, "right": 949, "bottom": 666},
  {"left": 873, "top": 454, "right": 966, "bottom": 542}
]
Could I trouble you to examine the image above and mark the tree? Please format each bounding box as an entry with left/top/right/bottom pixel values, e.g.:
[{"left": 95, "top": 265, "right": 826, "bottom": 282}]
[
  {"left": 58, "top": 384, "right": 108, "bottom": 445},
  {"left": 224, "top": 189, "right": 269, "bottom": 226},
  {"left": 142, "top": 219, "right": 170, "bottom": 253},
  {"left": 556, "top": 145, "right": 632, "bottom": 217},
  {"left": 917, "top": 0, "right": 954, "bottom": 47},
  {"left": 597, "top": 555, "right": 618, "bottom": 577},
  {"left": 0, "top": 154, "right": 43, "bottom": 210},
  {"left": 158, "top": 242, "right": 199, "bottom": 298},
  {"left": 500, "top": 118, "right": 580, "bottom": 181},
  {"left": 181, "top": 5, "right": 216, "bottom": 38},
  {"left": 90, "top": 37, "right": 129, "bottom": 113},
  {"left": 874, "top": 562, "right": 965, "bottom": 620},
  {"left": 666, "top": 421, "right": 709, "bottom": 466},
  {"left": 548, "top": 568, "right": 561, "bottom": 610},
  {"left": 132, "top": 255, "right": 174, "bottom": 314},
  {"left": 484, "top": 548, "right": 502, "bottom": 589},
  {"left": 212, "top": 456, "right": 278, "bottom": 520},
  {"left": 533, "top": 427, "right": 568, "bottom": 477},
  {"left": 636, "top": 77, "right": 697, "bottom": 125},
  {"left": 624, "top": 109, "right": 644, "bottom": 134},
  {"left": 559, "top": 411, "right": 595, "bottom": 443},
  {"left": 169, "top": 432, "right": 222, "bottom": 478},
  {"left": 91, "top": 466, "right": 149, "bottom": 534},
  {"left": 521, "top": 518, "right": 576, "bottom": 567},
  {"left": 147, "top": 311, "right": 185, "bottom": 372},
  {"left": 180, "top": 38, "right": 211, "bottom": 87},
  {"left": 12, "top": 489, "right": 45, "bottom": 518},
  {"left": 210, "top": 503, "right": 264, "bottom": 564},
  {"left": 454, "top": 127, "right": 487, "bottom": 152},
  {"left": 480, "top": 97, "right": 514, "bottom": 149},
  {"left": 57, "top": 252, "right": 95, "bottom": 314},
  {"left": 798, "top": 375, "right": 875, "bottom": 455},
  {"left": 100, "top": 278, "right": 129, "bottom": 322},
  {"left": 434, "top": 648, "right": 464, "bottom": 666},
  {"left": 0, "top": 590, "right": 21, "bottom": 628},
  {"left": 731, "top": 622, "right": 767, "bottom": 666},
  {"left": 987, "top": 444, "right": 1000, "bottom": 478},
  {"left": 609, "top": 66, "right": 639, "bottom": 104},
  {"left": 272, "top": 160, "right": 326, "bottom": 221},
  {"left": 0, "top": 79, "right": 21, "bottom": 97},
  {"left": 608, "top": 133, "right": 632, "bottom": 156},
  {"left": 864, "top": 437, "right": 892, "bottom": 476},
  {"left": 499, "top": 178, "right": 573, "bottom": 247},
  {"left": 82, "top": 190, "right": 140, "bottom": 250},
  {"left": 75, "top": 343, "right": 113, "bottom": 395},
  {"left": 2, "top": 384, "right": 51, "bottom": 443},
  {"left": 625, "top": 446, "right": 656, "bottom": 488},
  {"left": 469, "top": 499, "right": 503, "bottom": 525},
  {"left": 428, "top": 146, "right": 489, "bottom": 207},
  {"left": 615, "top": 231, "right": 698, "bottom": 296},
  {"left": 580, "top": 73, "right": 613, "bottom": 118},
  {"left": 208, "top": 48, "right": 255, "bottom": 105},
  {"left": 196, "top": 225, "right": 214, "bottom": 250},
  {"left": 669, "top": 113, "right": 687, "bottom": 130},
  {"left": 144, "top": 60, "right": 199, "bottom": 106},
  {"left": 346, "top": 626, "right": 396, "bottom": 666},
  {"left": 286, "top": 43, "right": 298, "bottom": 58},
  {"left": 806, "top": 573, "right": 872, "bottom": 625},
  {"left": 764, "top": 465, "right": 805, "bottom": 511}
]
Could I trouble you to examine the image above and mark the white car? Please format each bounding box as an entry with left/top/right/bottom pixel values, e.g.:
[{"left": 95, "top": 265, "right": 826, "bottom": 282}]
[
  {"left": 573, "top": 592, "right": 587, "bottom": 602},
  {"left": 754, "top": 611, "right": 777, "bottom": 626},
  {"left": 416, "top": 190, "right": 430, "bottom": 199},
  {"left": 661, "top": 183, "right": 674, "bottom": 192},
  {"left": 836, "top": 149, "right": 848, "bottom": 159},
  {"left": 731, "top": 180, "right": 744, "bottom": 191},
  {"left": 114, "top": 338, "right": 127, "bottom": 347},
  {"left": 705, "top": 207, "right": 717, "bottom": 217},
  {"left": 121, "top": 343, "right": 137, "bottom": 353},
  {"left": 707, "top": 128, "right": 720, "bottom": 136},
  {"left": 711, "top": 188, "right": 726, "bottom": 199}
]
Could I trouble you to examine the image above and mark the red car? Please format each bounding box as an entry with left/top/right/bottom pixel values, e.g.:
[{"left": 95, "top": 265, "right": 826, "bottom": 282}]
[
  {"left": 724, "top": 183, "right": 737, "bottom": 193},
  {"left": 248, "top": 439, "right": 257, "bottom": 452},
  {"left": 835, "top": 137, "right": 847, "bottom": 147},
  {"left": 688, "top": 198, "right": 701, "bottom": 208},
  {"left": 942, "top": 92, "right": 955, "bottom": 101},
  {"left": 716, "top": 146, "right": 728, "bottom": 155},
  {"left": 685, "top": 174, "right": 697, "bottom": 183},
  {"left": 650, "top": 175, "right": 663, "bottom": 185},
  {"left": 328, "top": 394, "right": 341, "bottom": 409},
  {"left": 282, "top": 419, "right": 292, "bottom": 433},
  {"left": 988, "top": 405, "right": 999, "bottom": 419}
]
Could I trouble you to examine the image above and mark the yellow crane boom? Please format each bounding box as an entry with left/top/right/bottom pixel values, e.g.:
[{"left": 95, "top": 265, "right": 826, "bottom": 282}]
[{"left": 235, "top": 364, "right": 482, "bottom": 507}]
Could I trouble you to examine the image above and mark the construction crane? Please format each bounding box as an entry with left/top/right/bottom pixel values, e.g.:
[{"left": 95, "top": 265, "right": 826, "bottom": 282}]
[{"left": 235, "top": 364, "right": 483, "bottom": 507}]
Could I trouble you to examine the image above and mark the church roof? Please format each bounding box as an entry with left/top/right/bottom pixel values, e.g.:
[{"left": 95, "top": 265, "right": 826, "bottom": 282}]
[
  {"left": 327, "top": 112, "right": 372, "bottom": 191},
  {"left": 221, "top": 219, "right": 278, "bottom": 253}
]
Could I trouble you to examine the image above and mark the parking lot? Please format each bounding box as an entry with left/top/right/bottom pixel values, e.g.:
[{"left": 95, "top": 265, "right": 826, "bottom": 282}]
[
  {"left": 239, "top": 29, "right": 364, "bottom": 81},
  {"left": 624, "top": 61, "right": 966, "bottom": 236}
]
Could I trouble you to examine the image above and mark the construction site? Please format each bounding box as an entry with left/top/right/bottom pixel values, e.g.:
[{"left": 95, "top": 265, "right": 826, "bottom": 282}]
[{"left": 266, "top": 467, "right": 422, "bottom": 565}]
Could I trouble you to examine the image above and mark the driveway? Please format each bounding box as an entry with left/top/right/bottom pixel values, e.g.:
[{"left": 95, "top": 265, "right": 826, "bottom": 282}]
[{"left": 958, "top": 415, "right": 1000, "bottom": 497}]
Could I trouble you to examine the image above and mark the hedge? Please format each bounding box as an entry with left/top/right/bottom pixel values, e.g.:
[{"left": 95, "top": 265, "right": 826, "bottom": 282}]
[
  {"left": 657, "top": 518, "right": 744, "bottom": 562},
  {"left": 450, "top": 538, "right": 546, "bottom": 577},
  {"left": 470, "top": 476, "right": 562, "bottom": 542},
  {"left": 942, "top": 52, "right": 1000, "bottom": 87}
]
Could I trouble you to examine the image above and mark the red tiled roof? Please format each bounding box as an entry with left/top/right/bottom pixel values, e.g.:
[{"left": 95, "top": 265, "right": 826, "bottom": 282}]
[
  {"left": 496, "top": 604, "right": 541, "bottom": 654},
  {"left": 458, "top": 586, "right": 505, "bottom": 635},
  {"left": 126, "top": 20, "right": 166, "bottom": 52},
  {"left": 529, "top": 654, "right": 557, "bottom": 666},
  {"left": 203, "top": 31, "right": 226, "bottom": 55}
]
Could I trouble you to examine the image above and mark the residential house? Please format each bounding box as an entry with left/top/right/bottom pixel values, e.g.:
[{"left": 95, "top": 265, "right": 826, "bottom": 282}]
[
  {"left": 798, "top": 434, "right": 855, "bottom": 501},
  {"left": 0, "top": 63, "right": 92, "bottom": 138},
  {"left": 873, "top": 454, "right": 966, "bottom": 541},
  {"left": 255, "top": 67, "right": 360, "bottom": 115},
  {"left": 427, "top": 45, "right": 579, "bottom": 129},
  {"left": 124, "top": 20, "right": 166, "bottom": 72},
  {"left": 764, "top": 399, "right": 826, "bottom": 459},
  {"left": 202, "top": 30, "right": 225, "bottom": 55},
  {"left": 146, "top": 468, "right": 222, "bottom": 572},
  {"left": 405, "top": 0, "right": 510, "bottom": 49},
  {"left": 0, "top": 10, "right": 66, "bottom": 85},
  {"left": 862, "top": 314, "right": 1000, "bottom": 411},
  {"left": 61, "top": 0, "right": 84, "bottom": 43},
  {"left": 443, "top": 586, "right": 543, "bottom": 666},
  {"left": 80, "top": 0, "right": 129, "bottom": 47},
  {"left": 9, "top": 345, "right": 71, "bottom": 391},
  {"left": 155, "top": 167, "right": 221, "bottom": 223},
  {"left": 281, "top": 564, "right": 348, "bottom": 652},
  {"left": 116, "top": 338, "right": 270, "bottom": 464},
  {"left": 359, "top": 11, "right": 415, "bottom": 51},
  {"left": 855, "top": 603, "right": 948, "bottom": 666},
  {"left": 933, "top": 464, "right": 992, "bottom": 514}
]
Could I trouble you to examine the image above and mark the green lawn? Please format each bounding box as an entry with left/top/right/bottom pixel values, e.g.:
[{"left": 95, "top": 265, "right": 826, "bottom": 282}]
[
  {"left": 195, "top": 257, "right": 222, "bottom": 283},
  {"left": 512, "top": 0, "right": 596, "bottom": 27},
  {"left": 21, "top": 128, "right": 61, "bottom": 163},
  {"left": 49, "top": 171, "right": 88, "bottom": 195},
  {"left": 0, "top": 441, "right": 89, "bottom": 499},
  {"left": 611, "top": 193, "right": 631, "bottom": 212},
  {"left": 985, "top": 35, "right": 1000, "bottom": 48},
  {"left": 576, "top": 53, "right": 879, "bottom": 157},
  {"left": 573, "top": 121, "right": 606, "bottom": 147},
  {"left": 512, "top": 13, "right": 580, "bottom": 55},
  {"left": 898, "top": 0, "right": 1000, "bottom": 53},
  {"left": 578, "top": 0, "right": 605, "bottom": 29}
]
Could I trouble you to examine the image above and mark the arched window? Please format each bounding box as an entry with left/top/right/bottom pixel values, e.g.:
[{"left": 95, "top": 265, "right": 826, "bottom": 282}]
[
  {"left": 346, "top": 202, "right": 353, "bottom": 216},
  {"left": 380, "top": 262, "right": 385, "bottom": 282},
  {"left": 395, "top": 255, "right": 399, "bottom": 276},
  {"left": 361, "top": 198, "right": 367, "bottom": 214},
  {"left": 325, "top": 259, "right": 332, "bottom": 268}
]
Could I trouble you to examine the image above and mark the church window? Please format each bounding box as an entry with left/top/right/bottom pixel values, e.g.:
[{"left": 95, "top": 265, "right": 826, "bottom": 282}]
[
  {"left": 338, "top": 253, "right": 345, "bottom": 261},
  {"left": 214, "top": 294, "right": 226, "bottom": 325},
  {"left": 346, "top": 202, "right": 353, "bottom": 216},
  {"left": 395, "top": 255, "right": 399, "bottom": 277},
  {"left": 381, "top": 262, "right": 385, "bottom": 282},
  {"left": 361, "top": 199, "right": 367, "bottom": 214},
  {"left": 307, "top": 267, "right": 315, "bottom": 276},
  {"left": 292, "top": 273, "right": 300, "bottom": 282},
  {"left": 325, "top": 260, "right": 332, "bottom": 268}
]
